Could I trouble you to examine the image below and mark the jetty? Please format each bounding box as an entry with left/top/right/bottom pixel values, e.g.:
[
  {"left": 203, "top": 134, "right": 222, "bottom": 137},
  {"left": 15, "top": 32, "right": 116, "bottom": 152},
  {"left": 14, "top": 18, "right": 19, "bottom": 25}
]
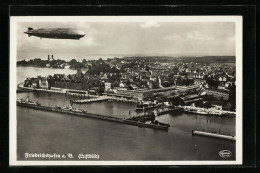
[
  {"left": 72, "top": 96, "right": 138, "bottom": 104},
  {"left": 192, "top": 130, "right": 236, "bottom": 141},
  {"left": 71, "top": 96, "right": 109, "bottom": 104},
  {"left": 17, "top": 101, "right": 169, "bottom": 131}
]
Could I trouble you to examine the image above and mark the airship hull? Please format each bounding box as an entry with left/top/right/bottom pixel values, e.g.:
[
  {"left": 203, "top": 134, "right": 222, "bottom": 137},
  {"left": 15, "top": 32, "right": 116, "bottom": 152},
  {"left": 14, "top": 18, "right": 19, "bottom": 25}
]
[{"left": 24, "top": 28, "right": 85, "bottom": 40}]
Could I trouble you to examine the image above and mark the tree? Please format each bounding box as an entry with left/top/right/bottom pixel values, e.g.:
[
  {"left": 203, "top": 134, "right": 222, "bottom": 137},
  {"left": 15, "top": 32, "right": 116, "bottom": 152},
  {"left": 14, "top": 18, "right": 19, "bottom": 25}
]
[
  {"left": 69, "top": 59, "right": 77, "bottom": 66},
  {"left": 145, "top": 65, "right": 150, "bottom": 71},
  {"left": 73, "top": 62, "right": 85, "bottom": 69},
  {"left": 172, "top": 66, "right": 179, "bottom": 74},
  {"left": 82, "top": 59, "right": 87, "bottom": 64}
]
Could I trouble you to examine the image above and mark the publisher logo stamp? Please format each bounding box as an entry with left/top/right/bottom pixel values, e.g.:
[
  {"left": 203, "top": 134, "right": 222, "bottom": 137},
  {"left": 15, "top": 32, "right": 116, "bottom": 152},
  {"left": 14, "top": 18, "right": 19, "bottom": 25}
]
[{"left": 219, "top": 150, "right": 232, "bottom": 158}]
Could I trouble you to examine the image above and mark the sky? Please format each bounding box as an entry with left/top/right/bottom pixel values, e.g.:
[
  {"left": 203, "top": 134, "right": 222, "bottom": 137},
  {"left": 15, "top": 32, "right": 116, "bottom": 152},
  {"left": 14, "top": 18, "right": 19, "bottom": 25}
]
[{"left": 16, "top": 21, "right": 236, "bottom": 61}]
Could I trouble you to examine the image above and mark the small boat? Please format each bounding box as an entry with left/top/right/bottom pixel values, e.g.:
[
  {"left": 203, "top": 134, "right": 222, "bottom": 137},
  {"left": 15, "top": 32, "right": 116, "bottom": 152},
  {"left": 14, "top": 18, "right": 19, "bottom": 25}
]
[{"left": 151, "top": 120, "right": 170, "bottom": 127}]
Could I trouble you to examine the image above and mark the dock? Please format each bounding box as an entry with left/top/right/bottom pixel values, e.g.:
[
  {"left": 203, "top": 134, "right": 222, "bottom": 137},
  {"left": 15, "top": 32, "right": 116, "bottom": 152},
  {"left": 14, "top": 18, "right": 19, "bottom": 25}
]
[
  {"left": 17, "top": 102, "right": 169, "bottom": 131},
  {"left": 71, "top": 96, "right": 109, "bottom": 104},
  {"left": 72, "top": 96, "right": 138, "bottom": 104},
  {"left": 192, "top": 130, "right": 236, "bottom": 141}
]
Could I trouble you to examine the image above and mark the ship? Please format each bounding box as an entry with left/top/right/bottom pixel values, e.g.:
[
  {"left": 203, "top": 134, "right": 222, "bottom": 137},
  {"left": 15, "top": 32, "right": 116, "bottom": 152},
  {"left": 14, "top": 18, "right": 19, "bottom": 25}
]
[
  {"left": 56, "top": 105, "right": 86, "bottom": 113},
  {"left": 183, "top": 105, "right": 209, "bottom": 115},
  {"left": 156, "top": 106, "right": 183, "bottom": 116},
  {"left": 17, "top": 96, "right": 40, "bottom": 106},
  {"left": 136, "top": 101, "right": 160, "bottom": 111},
  {"left": 183, "top": 105, "right": 235, "bottom": 116},
  {"left": 151, "top": 120, "right": 170, "bottom": 127}
]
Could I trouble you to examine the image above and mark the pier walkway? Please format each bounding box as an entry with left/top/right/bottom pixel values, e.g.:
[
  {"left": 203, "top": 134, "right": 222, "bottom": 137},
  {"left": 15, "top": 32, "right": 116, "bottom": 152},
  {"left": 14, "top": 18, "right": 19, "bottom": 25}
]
[
  {"left": 72, "top": 96, "right": 138, "bottom": 104},
  {"left": 192, "top": 130, "right": 236, "bottom": 141},
  {"left": 72, "top": 96, "right": 109, "bottom": 104}
]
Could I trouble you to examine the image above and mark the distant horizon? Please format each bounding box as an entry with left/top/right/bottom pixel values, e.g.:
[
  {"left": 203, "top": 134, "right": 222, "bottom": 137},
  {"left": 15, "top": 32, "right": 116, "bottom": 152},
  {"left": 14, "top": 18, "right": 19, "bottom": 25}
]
[
  {"left": 17, "top": 54, "right": 236, "bottom": 62},
  {"left": 17, "top": 52, "right": 236, "bottom": 62}
]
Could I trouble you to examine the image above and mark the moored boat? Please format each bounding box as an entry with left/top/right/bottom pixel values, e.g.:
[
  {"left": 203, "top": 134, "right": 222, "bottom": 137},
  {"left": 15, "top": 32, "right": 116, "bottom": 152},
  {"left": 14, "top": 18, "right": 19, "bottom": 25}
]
[
  {"left": 136, "top": 101, "right": 160, "bottom": 111},
  {"left": 17, "top": 97, "right": 40, "bottom": 106},
  {"left": 183, "top": 105, "right": 235, "bottom": 116}
]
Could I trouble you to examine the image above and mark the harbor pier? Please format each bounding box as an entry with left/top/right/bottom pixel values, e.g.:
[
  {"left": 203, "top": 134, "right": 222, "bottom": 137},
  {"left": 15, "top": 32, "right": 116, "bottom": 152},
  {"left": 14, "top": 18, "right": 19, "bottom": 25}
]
[
  {"left": 71, "top": 96, "right": 109, "bottom": 104},
  {"left": 17, "top": 101, "right": 169, "bottom": 131},
  {"left": 192, "top": 130, "right": 236, "bottom": 141}
]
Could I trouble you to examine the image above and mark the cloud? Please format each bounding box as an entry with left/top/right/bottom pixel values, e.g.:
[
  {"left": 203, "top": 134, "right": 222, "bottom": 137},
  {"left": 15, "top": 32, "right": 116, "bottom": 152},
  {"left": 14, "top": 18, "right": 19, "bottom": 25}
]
[
  {"left": 80, "top": 36, "right": 102, "bottom": 47},
  {"left": 163, "top": 33, "right": 181, "bottom": 40},
  {"left": 186, "top": 30, "right": 215, "bottom": 41},
  {"left": 139, "top": 22, "right": 160, "bottom": 28}
]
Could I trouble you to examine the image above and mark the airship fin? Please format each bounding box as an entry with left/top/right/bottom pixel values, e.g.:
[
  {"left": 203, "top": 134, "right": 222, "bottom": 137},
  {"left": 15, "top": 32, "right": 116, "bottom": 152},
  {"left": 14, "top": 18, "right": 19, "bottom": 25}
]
[{"left": 28, "top": 27, "right": 33, "bottom": 31}]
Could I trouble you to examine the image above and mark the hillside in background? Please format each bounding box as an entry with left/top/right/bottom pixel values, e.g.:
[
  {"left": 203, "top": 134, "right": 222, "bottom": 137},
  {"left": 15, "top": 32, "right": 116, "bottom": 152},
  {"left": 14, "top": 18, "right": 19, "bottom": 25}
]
[{"left": 121, "top": 56, "right": 235, "bottom": 63}]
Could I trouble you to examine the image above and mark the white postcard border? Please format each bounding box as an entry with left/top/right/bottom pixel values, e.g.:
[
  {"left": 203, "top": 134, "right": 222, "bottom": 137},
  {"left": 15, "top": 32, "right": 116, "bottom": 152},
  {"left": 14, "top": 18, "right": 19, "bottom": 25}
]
[{"left": 9, "top": 16, "right": 243, "bottom": 166}]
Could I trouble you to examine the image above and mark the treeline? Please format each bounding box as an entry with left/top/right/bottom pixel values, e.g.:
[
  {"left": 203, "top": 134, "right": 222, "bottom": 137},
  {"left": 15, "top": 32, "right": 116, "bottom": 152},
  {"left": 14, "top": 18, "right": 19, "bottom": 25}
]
[
  {"left": 17, "top": 59, "right": 47, "bottom": 67},
  {"left": 17, "top": 58, "right": 66, "bottom": 68},
  {"left": 177, "top": 56, "right": 235, "bottom": 63}
]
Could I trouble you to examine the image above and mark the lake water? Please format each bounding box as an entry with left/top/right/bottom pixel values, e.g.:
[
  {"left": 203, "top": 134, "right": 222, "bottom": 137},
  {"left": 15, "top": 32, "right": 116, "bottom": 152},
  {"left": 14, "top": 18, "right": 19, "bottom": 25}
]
[
  {"left": 16, "top": 67, "right": 236, "bottom": 161},
  {"left": 17, "top": 66, "right": 77, "bottom": 84}
]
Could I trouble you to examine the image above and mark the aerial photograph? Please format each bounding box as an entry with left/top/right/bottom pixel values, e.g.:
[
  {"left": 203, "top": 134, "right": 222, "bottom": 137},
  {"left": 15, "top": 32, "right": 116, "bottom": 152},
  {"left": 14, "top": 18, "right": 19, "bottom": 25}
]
[{"left": 10, "top": 16, "right": 242, "bottom": 164}]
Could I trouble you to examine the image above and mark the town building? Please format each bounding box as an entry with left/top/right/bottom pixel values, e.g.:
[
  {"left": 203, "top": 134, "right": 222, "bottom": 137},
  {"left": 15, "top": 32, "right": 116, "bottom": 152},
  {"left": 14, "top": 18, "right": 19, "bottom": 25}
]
[
  {"left": 218, "top": 82, "right": 226, "bottom": 90},
  {"left": 115, "top": 89, "right": 154, "bottom": 101},
  {"left": 206, "top": 88, "right": 230, "bottom": 100},
  {"left": 194, "top": 78, "right": 206, "bottom": 85},
  {"left": 105, "top": 82, "right": 112, "bottom": 91},
  {"left": 179, "top": 94, "right": 203, "bottom": 105},
  {"left": 39, "top": 77, "right": 49, "bottom": 89}
]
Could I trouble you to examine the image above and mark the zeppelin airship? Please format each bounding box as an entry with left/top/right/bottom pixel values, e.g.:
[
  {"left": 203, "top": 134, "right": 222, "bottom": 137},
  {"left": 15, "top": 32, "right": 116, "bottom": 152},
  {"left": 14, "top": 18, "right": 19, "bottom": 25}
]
[{"left": 24, "top": 27, "right": 85, "bottom": 40}]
